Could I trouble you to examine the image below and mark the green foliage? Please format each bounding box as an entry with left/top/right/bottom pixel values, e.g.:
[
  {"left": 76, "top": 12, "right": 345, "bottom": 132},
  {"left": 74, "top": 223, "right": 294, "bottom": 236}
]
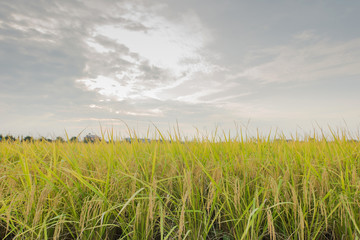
[
  {"left": 56, "top": 137, "right": 65, "bottom": 143},
  {"left": 69, "top": 136, "right": 78, "bottom": 142},
  {"left": 0, "top": 129, "right": 359, "bottom": 239},
  {"left": 23, "top": 136, "right": 34, "bottom": 142},
  {"left": 4, "top": 135, "right": 16, "bottom": 142}
]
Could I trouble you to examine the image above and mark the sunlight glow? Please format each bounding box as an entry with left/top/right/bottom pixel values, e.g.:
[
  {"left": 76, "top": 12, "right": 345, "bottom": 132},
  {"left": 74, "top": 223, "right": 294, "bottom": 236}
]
[{"left": 78, "top": 10, "right": 214, "bottom": 103}]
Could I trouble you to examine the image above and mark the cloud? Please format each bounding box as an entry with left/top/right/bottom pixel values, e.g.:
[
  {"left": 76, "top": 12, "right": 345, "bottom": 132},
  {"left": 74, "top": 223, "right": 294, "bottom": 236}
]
[
  {"left": 293, "top": 30, "right": 319, "bottom": 41},
  {"left": 1, "top": 0, "right": 235, "bottom": 138},
  {"left": 230, "top": 32, "right": 360, "bottom": 83},
  {"left": 2, "top": 1, "right": 359, "bottom": 138},
  {"left": 77, "top": 6, "right": 217, "bottom": 103}
]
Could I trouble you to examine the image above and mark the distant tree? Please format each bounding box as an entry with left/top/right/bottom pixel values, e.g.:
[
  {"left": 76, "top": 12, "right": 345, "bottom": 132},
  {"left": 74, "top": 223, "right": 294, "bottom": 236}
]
[
  {"left": 0, "top": 134, "right": 2, "bottom": 142},
  {"left": 39, "top": 137, "right": 52, "bottom": 142},
  {"left": 70, "top": 136, "right": 78, "bottom": 142},
  {"left": 23, "top": 136, "right": 33, "bottom": 142},
  {"left": 5, "top": 135, "right": 16, "bottom": 142},
  {"left": 56, "top": 137, "right": 65, "bottom": 143},
  {"left": 84, "top": 133, "right": 101, "bottom": 143}
]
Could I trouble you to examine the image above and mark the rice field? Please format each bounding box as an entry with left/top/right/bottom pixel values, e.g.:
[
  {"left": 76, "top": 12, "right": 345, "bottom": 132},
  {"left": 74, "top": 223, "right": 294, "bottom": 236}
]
[{"left": 0, "top": 129, "right": 360, "bottom": 239}]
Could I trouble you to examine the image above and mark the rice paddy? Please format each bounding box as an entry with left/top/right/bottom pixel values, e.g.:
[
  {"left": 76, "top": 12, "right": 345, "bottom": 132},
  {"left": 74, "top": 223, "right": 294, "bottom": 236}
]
[{"left": 0, "top": 129, "right": 359, "bottom": 239}]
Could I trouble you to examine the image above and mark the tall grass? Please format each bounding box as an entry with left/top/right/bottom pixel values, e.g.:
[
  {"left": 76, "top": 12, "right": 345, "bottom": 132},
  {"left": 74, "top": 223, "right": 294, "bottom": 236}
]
[{"left": 0, "top": 129, "right": 359, "bottom": 239}]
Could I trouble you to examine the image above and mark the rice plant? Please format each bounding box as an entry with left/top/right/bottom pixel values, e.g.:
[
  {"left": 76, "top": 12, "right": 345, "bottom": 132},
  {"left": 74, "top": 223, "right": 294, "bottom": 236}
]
[{"left": 0, "top": 128, "right": 359, "bottom": 239}]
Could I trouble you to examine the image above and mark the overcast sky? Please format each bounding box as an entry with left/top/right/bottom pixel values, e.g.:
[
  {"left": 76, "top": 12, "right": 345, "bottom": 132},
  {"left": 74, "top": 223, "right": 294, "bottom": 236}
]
[{"left": 1, "top": 0, "right": 359, "bottom": 139}]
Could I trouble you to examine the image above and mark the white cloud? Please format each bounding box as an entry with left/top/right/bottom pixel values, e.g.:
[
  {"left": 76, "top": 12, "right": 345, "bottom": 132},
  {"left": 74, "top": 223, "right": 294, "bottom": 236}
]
[
  {"left": 231, "top": 34, "right": 360, "bottom": 83},
  {"left": 78, "top": 5, "right": 216, "bottom": 103},
  {"left": 119, "top": 108, "right": 163, "bottom": 117},
  {"left": 94, "top": 19, "right": 207, "bottom": 75},
  {"left": 77, "top": 76, "right": 135, "bottom": 101},
  {"left": 60, "top": 117, "right": 121, "bottom": 123},
  {"left": 176, "top": 89, "right": 220, "bottom": 104},
  {"left": 81, "top": 107, "right": 163, "bottom": 118},
  {"left": 9, "top": 13, "right": 59, "bottom": 36},
  {"left": 89, "top": 104, "right": 103, "bottom": 109},
  {"left": 85, "top": 39, "right": 113, "bottom": 53},
  {"left": 293, "top": 30, "right": 318, "bottom": 41}
]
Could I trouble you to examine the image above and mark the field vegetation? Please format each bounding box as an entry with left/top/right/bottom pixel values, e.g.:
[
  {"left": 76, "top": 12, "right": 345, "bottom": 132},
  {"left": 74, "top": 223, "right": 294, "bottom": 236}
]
[{"left": 0, "top": 129, "right": 359, "bottom": 239}]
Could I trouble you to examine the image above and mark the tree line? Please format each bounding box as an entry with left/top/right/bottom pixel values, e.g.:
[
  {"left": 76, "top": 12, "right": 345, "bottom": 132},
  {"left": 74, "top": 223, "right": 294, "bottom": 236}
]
[{"left": 0, "top": 134, "right": 100, "bottom": 143}]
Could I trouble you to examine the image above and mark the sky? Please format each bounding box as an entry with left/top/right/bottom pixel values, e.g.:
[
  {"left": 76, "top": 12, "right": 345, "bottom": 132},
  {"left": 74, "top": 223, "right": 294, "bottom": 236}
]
[{"left": 1, "top": 0, "right": 359, "bottom": 139}]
